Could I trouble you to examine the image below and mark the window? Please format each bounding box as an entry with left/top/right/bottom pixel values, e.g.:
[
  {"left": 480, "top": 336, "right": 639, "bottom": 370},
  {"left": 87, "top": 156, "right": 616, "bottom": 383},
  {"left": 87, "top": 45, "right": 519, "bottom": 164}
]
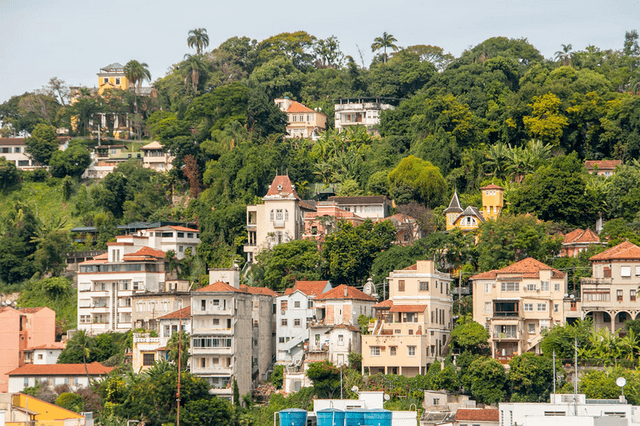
[
  {"left": 621, "top": 266, "right": 632, "bottom": 277},
  {"left": 294, "top": 319, "right": 301, "bottom": 327},
  {"left": 213, "top": 299, "right": 220, "bottom": 306},
  {"left": 115, "top": 77, "right": 120, "bottom": 85},
  {"left": 179, "top": 246, "right": 183, "bottom": 252},
  {"left": 631, "top": 290, "right": 637, "bottom": 301},
  {"left": 338, "top": 334, "right": 344, "bottom": 345},
  {"left": 617, "top": 289, "right": 623, "bottom": 301},
  {"left": 280, "top": 300, "right": 288, "bottom": 311},
  {"left": 201, "top": 300, "right": 206, "bottom": 311},
  {"left": 201, "top": 358, "right": 206, "bottom": 368},
  {"left": 370, "top": 346, "right": 381, "bottom": 356},
  {"left": 276, "top": 209, "right": 283, "bottom": 221},
  {"left": 407, "top": 346, "right": 416, "bottom": 356},
  {"left": 270, "top": 210, "right": 274, "bottom": 220},
  {"left": 554, "top": 283, "right": 561, "bottom": 291},
  {"left": 294, "top": 301, "right": 301, "bottom": 308},
  {"left": 501, "top": 282, "right": 519, "bottom": 292},
  {"left": 281, "top": 319, "right": 288, "bottom": 326},
  {"left": 524, "top": 303, "right": 533, "bottom": 312},
  {"left": 584, "top": 292, "right": 610, "bottom": 302},
  {"left": 390, "top": 346, "right": 396, "bottom": 356},
  {"left": 188, "top": 232, "right": 194, "bottom": 238},
  {"left": 541, "top": 281, "right": 550, "bottom": 291},
  {"left": 213, "top": 318, "right": 219, "bottom": 325},
  {"left": 143, "top": 353, "right": 155, "bottom": 366},
  {"left": 537, "top": 303, "right": 547, "bottom": 312},
  {"left": 279, "top": 337, "right": 285, "bottom": 343},
  {"left": 484, "top": 302, "right": 491, "bottom": 314},
  {"left": 528, "top": 323, "right": 536, "bottom": 334},
  {"left": 24, "top": 377, "right": 29, "bottom": 387},
  {"left": 554, "top": 304, "right": 559, "bottom": 313},
  {"left": 398, "top": 280, "right": 405, "bottom": 292},
  {"left": 526, "top": 283, "right": 537, "bottom": 291},
  {"left": 419, "top": 281, "right": 429, "bottom": 291},
  {"left": 485, "top": 283, "right": 491, "bottom": 293}
]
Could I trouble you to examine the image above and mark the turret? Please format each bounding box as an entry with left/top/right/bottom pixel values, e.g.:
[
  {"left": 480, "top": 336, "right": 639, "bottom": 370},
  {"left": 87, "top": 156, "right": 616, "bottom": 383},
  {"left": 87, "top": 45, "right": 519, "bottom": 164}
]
[
  {"left": 443, "top": 190, "right": 463, "bottom": 231},
  {"left": 480, "top": 184, "right": 504, "bottom": 221}
]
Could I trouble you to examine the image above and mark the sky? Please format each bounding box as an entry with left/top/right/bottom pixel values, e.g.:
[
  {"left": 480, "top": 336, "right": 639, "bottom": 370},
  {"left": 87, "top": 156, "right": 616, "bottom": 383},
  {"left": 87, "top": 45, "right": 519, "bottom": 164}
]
[{"left": 0, "top": 0, "right": 639, "bottom": 103}]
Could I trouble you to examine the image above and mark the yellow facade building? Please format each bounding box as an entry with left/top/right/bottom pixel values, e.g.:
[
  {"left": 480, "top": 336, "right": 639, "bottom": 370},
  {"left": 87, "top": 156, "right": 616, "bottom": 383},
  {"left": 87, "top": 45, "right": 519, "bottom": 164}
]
[
  {"left": 97, "top": 62, "right": 130, "bottom": 95},
  {"left": 444, "top": 184, "right": 504, "bottom": 232}
]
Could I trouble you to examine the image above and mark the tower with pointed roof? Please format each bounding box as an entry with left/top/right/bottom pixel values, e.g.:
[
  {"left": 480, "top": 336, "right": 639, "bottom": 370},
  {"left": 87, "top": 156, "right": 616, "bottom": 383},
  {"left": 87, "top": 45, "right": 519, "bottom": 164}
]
[
  {"left": 444, "top": 184, "right": 504, "bottom": 232},
  {"left": 444, "top": 190, "right": 463, "bottom": 231}
]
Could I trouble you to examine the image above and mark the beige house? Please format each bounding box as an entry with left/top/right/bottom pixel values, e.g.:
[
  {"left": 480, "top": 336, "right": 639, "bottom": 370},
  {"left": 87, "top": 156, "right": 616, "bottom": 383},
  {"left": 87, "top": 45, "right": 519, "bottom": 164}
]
[
  {"left": 581, "top": 241, "right": 640, "bottom": 331},
  {"left": 142, "top": 141, "right": 174, "bottom": 172},
  {"left": 275, "top": 98, "right": 327, "bottom": 140},
  {"left": 470, "top": 258, "right": 567, "bottom": 362},
  {"left": 362, "top": 260, "right": 453, "bottom": 376},
  {"left": 0, "top": 137, "right": 69, "bottom": 169},
  {"left": 244, "top": 175, "right": 316, "bottom": 263}
]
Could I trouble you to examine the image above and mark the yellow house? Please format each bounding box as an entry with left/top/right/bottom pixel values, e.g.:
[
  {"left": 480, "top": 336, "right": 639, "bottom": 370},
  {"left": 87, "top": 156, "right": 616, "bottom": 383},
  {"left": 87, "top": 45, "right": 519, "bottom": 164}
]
[
  {"left": 1, "top": 393, "right": 85, "bottom": 426},
  {"left": 97, "top": 62, "right": 130, "bottom": 95},
  {"left": 444, "top": 184, "right": 504, "bottom": 232}
]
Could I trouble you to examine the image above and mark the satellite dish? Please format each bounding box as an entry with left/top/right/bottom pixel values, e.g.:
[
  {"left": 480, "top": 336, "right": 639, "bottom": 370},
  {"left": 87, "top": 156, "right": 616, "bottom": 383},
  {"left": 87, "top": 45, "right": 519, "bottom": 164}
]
[
  {"left": 617, "top": 377, "right": 627, "bottom": 387},
  {"left": 383, "top": 394, "right": 390, "bottom": 401},
  {"left": 351, "top": 386, "right": 359, "bottom": 393},
  {"left": 6, "top": 300, "right": 12, "bottom": 305}
]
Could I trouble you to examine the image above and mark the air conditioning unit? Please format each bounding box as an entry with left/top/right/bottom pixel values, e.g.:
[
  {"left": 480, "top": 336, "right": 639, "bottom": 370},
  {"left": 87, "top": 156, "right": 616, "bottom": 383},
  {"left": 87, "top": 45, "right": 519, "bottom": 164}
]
[{"left": 281, "top": 310, "right": 286, "bottom": 315}]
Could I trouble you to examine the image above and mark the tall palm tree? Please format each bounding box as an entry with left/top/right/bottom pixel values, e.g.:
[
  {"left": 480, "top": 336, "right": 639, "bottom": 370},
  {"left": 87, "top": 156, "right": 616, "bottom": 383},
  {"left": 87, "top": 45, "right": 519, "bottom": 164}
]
[
  {"left": 124, "top": 60, "right": 151, "bottom": 139},
  {"left": 187, "top": 28, "right": 210, "bottom": 55},
  {"left": 371, "top": 32, "right": 398, "bottom": 63},
  {"left": 554, "top": 44, "right": 573, "bottom": 66},
  {"left": 181, "top": 54, "right": 208, "bottom": 95}
]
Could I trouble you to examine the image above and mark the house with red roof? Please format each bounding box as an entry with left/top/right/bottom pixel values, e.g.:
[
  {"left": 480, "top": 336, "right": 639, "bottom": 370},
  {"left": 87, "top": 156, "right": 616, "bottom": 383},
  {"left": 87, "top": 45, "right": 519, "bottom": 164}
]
[
  {"left": 276, "top": 280, "right": 332, "bottom": 364},
  {"left": 77, "top": 224, "right": 199, "bottom": 335},
  {"left": 585, "top": 159, "right": 622, "bottom": 177},
  {"left": 7, "top": 362, "right": 112, "bottom": 393},
  {"left": 560, "top": 228, "right": 605, "bottom": 257},
  {"left": 362, "top": 260, "right": 453, "bottom": 377},
  {"left": 580, "top": 240, "right": 640, "bottom": 332},
  {"left": 306, "top": 284, "right": 377, "bottom": 367},
  {"left": 470, "top": 258, "right": 568, "bottom": 362},
  {"left": 275, "top": 97, "right": 327, "bottom": 140}
]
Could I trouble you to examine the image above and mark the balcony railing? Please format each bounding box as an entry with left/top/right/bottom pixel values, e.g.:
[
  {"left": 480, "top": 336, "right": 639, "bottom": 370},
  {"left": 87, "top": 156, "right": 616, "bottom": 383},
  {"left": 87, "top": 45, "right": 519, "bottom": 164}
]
[
  {"left": 581, "top": 277, "right": 613, "bottom": 285},
  {"left": 493, "top": 312, "right": 520, "bottom": 318}
]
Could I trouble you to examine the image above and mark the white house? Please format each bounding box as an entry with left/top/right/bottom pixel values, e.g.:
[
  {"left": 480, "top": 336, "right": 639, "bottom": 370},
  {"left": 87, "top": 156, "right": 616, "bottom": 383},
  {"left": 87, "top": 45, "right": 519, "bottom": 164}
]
[
  {"left": 334, "top": 98, "right": 395, "bottom": 133},
  {"left": 7, "top": 362, "right": 113, "bottom": 393},
  {"left": 22, "top": 342, "right": 65, "bottom": 365}
]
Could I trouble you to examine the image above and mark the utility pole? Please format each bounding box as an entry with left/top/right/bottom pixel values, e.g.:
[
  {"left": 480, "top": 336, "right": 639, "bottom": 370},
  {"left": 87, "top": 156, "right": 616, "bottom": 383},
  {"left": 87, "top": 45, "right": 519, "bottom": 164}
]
[
  {"left": 177, "top": 308, "right": 182, "bottom": 426},
  {"left": 553, "top": 351, "right": 556, "bottom": 397},
  {"left": 458, "top": 268, "right": 462, "bottom": 316}
]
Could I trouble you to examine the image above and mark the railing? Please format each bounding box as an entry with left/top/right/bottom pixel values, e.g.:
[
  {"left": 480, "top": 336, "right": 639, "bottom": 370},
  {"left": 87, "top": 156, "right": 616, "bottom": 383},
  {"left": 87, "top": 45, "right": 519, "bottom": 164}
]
[
  {"left": 493, "top": 312, "right": 520, "bottom": 318},
  {"left": 581, "top": 277, "right": 613, "bottom": 285}
]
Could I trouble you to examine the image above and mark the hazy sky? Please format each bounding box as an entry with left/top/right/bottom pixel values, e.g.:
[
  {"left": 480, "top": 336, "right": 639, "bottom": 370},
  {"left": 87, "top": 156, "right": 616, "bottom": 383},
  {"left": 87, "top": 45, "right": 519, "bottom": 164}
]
[{"left": 0, "top": 0, "right": 639, "bottom": 103}]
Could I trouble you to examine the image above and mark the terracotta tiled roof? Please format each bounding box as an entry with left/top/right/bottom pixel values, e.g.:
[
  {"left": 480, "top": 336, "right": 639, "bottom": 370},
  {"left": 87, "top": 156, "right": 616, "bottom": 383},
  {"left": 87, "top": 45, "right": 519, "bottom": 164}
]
[
  {"left": 332, "top": 324, "right": 360, "bottom": 332},
  {"left": 480, "top": 183, "right": 504, "bottom": 190},
  {"left": 291, "top": 281, "right": 331, "bottom": 297},
  {"left": 315, "top": 284, "right": 376, "bottom": 301},
  {"left": 0, "top": 137, "right": 69, "bottom": 146},
  {"left": 470, "top": 257, "right": 565, "bottom": 280},
  {"left": 389, "top": 304, "right": 428, "bottom": 313},
  {"left": 167, "top": 226, "right": 198, "bottom": 233},
  {"left": 93, "top": 252, "right": 108, "bottom": 260},
  {"left": 373, "top": 299, "right": 393, "bottom": 309},
  {"left": 455, "top": 408, "right": 499, "bottom": 422},
  {"left": 264, "top": 175, "right": 300, "bottom": 199},
  {"left": 590, "top": 240, "right": 640, "bottom": 261},
  {"left": 157, "top": 306, "right": 191, "bottom": 320},
  {"left": 563, "top": 228, "right": 600, "bottom": 245},
  {"left": 7, "top": 362, "right": 113, "bottom": 376},
  {"left": 387, "top": 213, "right": 416, "bottom": 223},
  {"left": 240, "top": 284, "right": 279, "bottom": 297},
  {"left": 196, "top": 281, "right": 244, "bottom": 293},
  {"left": 328, "top": 196, "right": 388, "bottom": 205},
  {"left": 26, "top": 342, "right": 66, "bottom": 351},
  {"left": 123, "top": 246, "right": 166, "bottom": 260},
  {"left": 18, "top": 307, "right": 47, "bottom": 313},
  {"left": 287, "top": 101, "right": 315, "bottom": 113},
  {"left": 585, "top": 160, "right": 622, "bottom": 170}
]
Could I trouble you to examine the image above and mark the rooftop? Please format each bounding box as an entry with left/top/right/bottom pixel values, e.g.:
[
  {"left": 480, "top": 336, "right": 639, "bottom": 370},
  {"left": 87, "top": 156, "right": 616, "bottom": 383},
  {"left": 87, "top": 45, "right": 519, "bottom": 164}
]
[
  {"left": 590, "top": 240, "right": 640, "bottom": 261},
  {"left": 284, "top": 281, "right": 331, "bottom": 297},
  {"left": 563, "top": 228, "right": 601, "bottom": 245},
  {"left": 585, "top": 160, "right": 622, "bottom": 171},
  {"left": 327, "top": 196, "right": 388, "bottom": 205},
  {"left": 157, "top": 306, "right": 191, "bottom": 320},
  {"left": 470, "top": 257, "right": 565, "bottom": 280},
  {"left": 7, "top": 362, "right": 113, "bottom": 376},
  {"left": 196, "top": 281, "right": 245, "bottom": 293},
  {"left": 455, "top": 408, "right": 499, "bottom": 422},
  {"left": 315, "top": 284, "right": 376, "bottom": 302},
  {"left": 264, "top": 175, "right": 300, "bottom": 199}
]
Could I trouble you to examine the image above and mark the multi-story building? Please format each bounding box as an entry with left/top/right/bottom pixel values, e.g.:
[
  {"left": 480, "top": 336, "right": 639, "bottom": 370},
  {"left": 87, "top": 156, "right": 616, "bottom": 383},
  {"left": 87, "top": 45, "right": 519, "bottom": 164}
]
[
  {"left": 0, "top": 307, "right": 57, "bottom": 393},
  {"left": 275, "top": 98, "right": 327, "bottom": 140},
  {"left": 190, "top": 269, "right": 275, "bottom": 402},
  {"left": 560, "top": 228, "right": 604, "bottom": 257},
  {"left": 334, "top": 98, "right": 395, "bottom": 133},
  {"left": 276, "top": 280, "right": 332, "bottom": 364},
  {"left": 132, "top": 279, "right": 191, "bottom": 331},
  {"left": 326, "top": 196, "right": 391, "bottom": 220},
  {"left": 362, "top": 260, "right": 453, "bottom": 376},
  {"left": 244, "top": 175, "right": 316, "bottom": 263},
  {"left": 444, "top": 184, "right": 504, "bottom": 232},
  {"left": 77, "top": 226, "right": 199, "bottom": 335},
  {"left": 0, "top": 137, "right": 70, "bottom": 169},
  {"left": 142, "top": 141, "right": 174, "bottom": 172},
  {"left": 470, "top": 258, "right": 567, "bottom": 362},
  {"left": 307, "top": 285, "right": 376, "bottom": 366},
  {"left": 303, "top": 201, "right": 365, "bottom": 244},
  {"left": 580, "top": 241, "right": 640, "bottom": 332}
]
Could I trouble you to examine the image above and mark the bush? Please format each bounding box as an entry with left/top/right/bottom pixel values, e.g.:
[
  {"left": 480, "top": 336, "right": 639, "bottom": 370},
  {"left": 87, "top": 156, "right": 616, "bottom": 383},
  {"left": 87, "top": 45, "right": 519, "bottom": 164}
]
[{"left": 55, "top": 392, "right": 84, "bottom": 413}]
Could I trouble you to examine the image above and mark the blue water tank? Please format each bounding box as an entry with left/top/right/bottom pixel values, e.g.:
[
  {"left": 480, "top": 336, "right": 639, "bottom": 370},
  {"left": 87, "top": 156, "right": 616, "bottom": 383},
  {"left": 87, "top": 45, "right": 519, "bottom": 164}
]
[
  {"left": 317, "top": 408, "right": 345, "bottom": 426},
  {"left": 345, "top": 409, "right": 366, "bottom": 426},
  {"left": 363, "top": 409, "right": 392, "bottom": 426},
  {"left": 280, "top": 408, "right": 308, "bottom": 426}
]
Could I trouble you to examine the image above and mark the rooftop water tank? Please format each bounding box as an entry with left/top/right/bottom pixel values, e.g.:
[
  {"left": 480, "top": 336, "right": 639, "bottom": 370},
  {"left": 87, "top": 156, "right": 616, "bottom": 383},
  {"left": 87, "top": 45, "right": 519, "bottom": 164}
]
[
  {"left": 317, "top": 408, "right": 345, "bottom": 426},
  {"left": 363, "top": 409, "right": 392, "bottom": 426},
  {"left": 345, "top": 408, "right": 366, "bottom": 426},
  {"left": 279, "top": 408, "right": 308, "bottom": 426}
]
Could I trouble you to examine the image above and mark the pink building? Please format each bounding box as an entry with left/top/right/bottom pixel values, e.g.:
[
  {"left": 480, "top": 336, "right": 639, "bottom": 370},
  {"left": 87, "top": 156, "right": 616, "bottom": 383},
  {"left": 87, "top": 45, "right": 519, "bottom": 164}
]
[
  {"left": 0, "top": 307, "right": 56, "bottom": 392},
  {"left": 303, "top": 201, "right": 365, "bottom": 244},
  {"left": 560, "top": 228, "right": 605, "bottom": 257}
]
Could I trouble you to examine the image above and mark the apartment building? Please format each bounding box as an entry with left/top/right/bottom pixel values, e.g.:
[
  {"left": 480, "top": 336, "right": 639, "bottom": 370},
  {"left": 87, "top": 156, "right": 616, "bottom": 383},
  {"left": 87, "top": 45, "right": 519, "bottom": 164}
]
[
  {"left": 334, "top": 97, "right": 395, "bottom": 133},
  {"left": 307, "top": 285, "right": 376, "bottom": 366},
  {"left": 132, "top": 279, "right": 191, "bottom": 331},
  {"left": 142, "top": 141, "right": 174, "bottom": 172},
  {"left": 276, "top": 280, "right": 332, "bottom": 364},
  {"left": 190, "top": 269, "right": 275, "bottom": 402},
  {"left": 0, "top": 307, "right": 57, "bottom": 393},
  {"left": 581, "top": 241, "right": 640, "bottom": 332},
  {"left": 470, "top": 258, "right": 567, "bottom": 362},
  {"left": 77, "top": 226, "right": 199, "bottom": 335},
  {"left": 275, "top": 98, "right": 327, "bottom": 140},
  {"left": 362, "top": 260, "right": 453, "bottom": 376},
  {"left": 244, "top": 175, "right": 316, "bottom": 263}
]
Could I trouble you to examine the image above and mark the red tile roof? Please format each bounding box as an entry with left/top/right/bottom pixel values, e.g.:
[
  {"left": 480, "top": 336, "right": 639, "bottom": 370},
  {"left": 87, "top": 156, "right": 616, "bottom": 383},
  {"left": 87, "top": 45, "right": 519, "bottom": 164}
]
[
  {"left": 93, "top": 252, "right": 108, "bottom": 260},
  {"left": 240, "top": 284, "right": 279, "bottom": 297},
  {"left": 264, "top": 175, "right": 300, "bottom": 199},
  {"left": 563, "top": 228, "right": 600, "bottom": 245},
  {"left": 590, "top": 240, "right": 640, "bottom": 261},
  {"left": 389, "top": 304, "right": 428, "bottom": 313},
  {"left": 167, "top": 226, "right": 199, "bottom": 233},
  {"left": 480, "top": 183, "right": 504, "bottom": 190},
  {"left": 123, "top": 246, "right": 166, "bottom": 260},
  {"left": 157, "top": 306, "right": 191, "bottom": 320},
  {"left": 455, "top": 408, "right": 499, "bottom": 422},
  {"left": 196, "top": 281, "right": 244, "bottom": 293},
  {"left": 403, "top": 263, "right": 418, "bottom": 271},
  {"left": 373, "top": 299, "right": 393, "bottom": 309},
  {"left": 470, "top": 257, "right": 565, "bottom": 280},
  {"left": 332, "top": 324, "right": 361, "bottom": 332},
  {"left": 26, "top": 342, "right": 66, "bottom": 351},
  {"left": 585, "top": 160, "right": 622, "bottom": 170},
  {"left": 289, "top": 281, "right": 331, "bottom": 297},
  {"left": 315, "top": 284, "right": 376, "bottom": 301},
  {"left": 18, "top": 307, "right": 48, "bottom": 314},
  {"left": 7, "top": 362, "right": 113, "bottom": 376},
  {"left": 287, "top": 101, "right": 315, "bottom": 113}
]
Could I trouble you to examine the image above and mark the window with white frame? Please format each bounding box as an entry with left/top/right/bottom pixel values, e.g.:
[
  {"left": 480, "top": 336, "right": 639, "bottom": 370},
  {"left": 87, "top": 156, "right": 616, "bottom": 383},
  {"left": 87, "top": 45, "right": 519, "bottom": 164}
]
[
  {"left": 528, "top": 323, "right": 536, "bottom": 334},
  {"left": 370, "top": 346, "right": 381, "bottom": 356},
  {"left": 526, "top": 283, "right": 537, "bottom": 291},
  {"left": 537, "top": 303, "right": 547, "bottom": 311},
  {"left": 485, "top": 283, "right": 491, "bottom": 293},
  {"left": 294, "top": 319, "right": 301, "bottom": 327},
  {"left": 554, "top": 283, "right": 560, "bottom": 291},
  {"left": 484, "top": 302, "right": 491, "bottom": 314},
  {"left": 419, "top": 281, "right": 429, "bottom": 291},
  {"left": 541, "top": 281, "right": 550, "bottom": 291},
  {"left": 554, "top": 304, "right": 559, "bottom": 312},
  {"left": 294, "top": 301, "right": 301, "bottom": 308},
  {"left": 524, "top": 303, "right": 533, "bottom": 312},
  {"left": 621, "top": 266, "right": 632, "bottom": 277},
  {"left": 501, "top": 282, "right": 519, "bottom": 292},
  {"left": 407, "top": 346, "right": 416, "bottom": 356},
  {"left": 338, "top": 334, "right": 344, "bottom": 345},
  {"left": 636, "top": 266, "right": 640, "bottom": 276}
]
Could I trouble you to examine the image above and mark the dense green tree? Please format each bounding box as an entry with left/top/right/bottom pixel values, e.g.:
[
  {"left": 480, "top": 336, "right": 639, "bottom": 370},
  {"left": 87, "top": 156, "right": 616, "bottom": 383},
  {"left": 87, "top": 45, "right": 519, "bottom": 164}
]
[
  {"left": 0, "top": 157, "right": 21, "bottom": 190},
  {"left": 167, "top": 330, "right": 190, "bottom": 371},
  {"left": 465, "top": 357, "right": 508, "bottom": 404},
  {"left": 508, "top": 353, "right": 556, "bottom": 402},
  {"left": 0, "top": 202, "right": 38, "bottom": 283},
  {"left": 246, "top": 85, "right": 288, "bottom": 137},
  {"left": 306, "top": 361, "right": 341, "bottom": 398},
  {"left": 388, "top": 155, "right": 447, "bottom": 206},
  {"left": 49, "top": 142, "right": 91, "bottom": 178},
  {"left": 539, "top": 319, "right": 593, "bottom": 359},
  {"left": 55, "top": 393, "right": 84, "bottom": 412},
  {"left": 450, "top": 315, "right": 490, "bottom": 354},
  {"left": 25, "top": 123, "right": 58, "bottom": 164},
  {"left": 252, "top": 239, "right": 321, "bottom": 291},
  {"left": 256, "top": 31, "right": 317, "bottom": 71},
  {"left": 181, "top": 397, "right": 235, "bottom": 426},
  {"left": 18, "top": 277, "right": 76, "bottom": 335}
]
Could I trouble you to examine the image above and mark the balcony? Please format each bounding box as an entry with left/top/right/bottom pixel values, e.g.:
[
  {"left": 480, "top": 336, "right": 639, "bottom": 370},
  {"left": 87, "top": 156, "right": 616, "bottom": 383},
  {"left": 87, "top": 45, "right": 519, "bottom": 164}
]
[
  {"left": 581, "top": 278, "right": 613, "bottom": 285},
  {"left": 193, "top": 366, "right": 233, "bottom": 375}
]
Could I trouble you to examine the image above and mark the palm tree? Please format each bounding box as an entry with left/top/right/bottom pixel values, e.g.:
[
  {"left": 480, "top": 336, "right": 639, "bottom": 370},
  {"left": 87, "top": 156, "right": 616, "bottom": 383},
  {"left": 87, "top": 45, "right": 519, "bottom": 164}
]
[
  {"left": 187, "top": 28, "right": 210, "bottom": 55},
  {"left": 67, "top": 330, "right": 93, "bottom": 384},
  {"left": 554, "top": 44, "right": 573, "bottom": 66},
  {"left": 180, "top": 54, "right": 208, "bottom": 95},
  {"left": 371, "top": 32, "right": 398, "bottom": 63},
  {"left": 124, "top": 60, "right": 151, "bottom": 139}
]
